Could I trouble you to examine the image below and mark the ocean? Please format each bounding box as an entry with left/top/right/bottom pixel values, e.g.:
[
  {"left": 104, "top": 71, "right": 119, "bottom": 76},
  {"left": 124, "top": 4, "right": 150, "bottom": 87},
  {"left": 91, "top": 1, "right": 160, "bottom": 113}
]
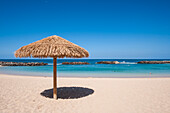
[{"left": 0, "top": 59, "right": 170, "bottom": 78}]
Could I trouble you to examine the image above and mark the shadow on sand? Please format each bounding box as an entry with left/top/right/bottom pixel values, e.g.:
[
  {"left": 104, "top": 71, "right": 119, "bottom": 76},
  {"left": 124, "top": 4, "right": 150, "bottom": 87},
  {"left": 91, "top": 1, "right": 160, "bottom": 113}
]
[{"left": 40, "top": 87, "right": 94, "bottom": 99}]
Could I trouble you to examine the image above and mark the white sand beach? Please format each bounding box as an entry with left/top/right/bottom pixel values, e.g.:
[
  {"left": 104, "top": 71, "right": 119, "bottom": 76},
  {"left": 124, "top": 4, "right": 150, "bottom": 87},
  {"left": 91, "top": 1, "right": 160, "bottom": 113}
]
[{"left": 0, "top": 74, "right": 170, "bottom": 113}]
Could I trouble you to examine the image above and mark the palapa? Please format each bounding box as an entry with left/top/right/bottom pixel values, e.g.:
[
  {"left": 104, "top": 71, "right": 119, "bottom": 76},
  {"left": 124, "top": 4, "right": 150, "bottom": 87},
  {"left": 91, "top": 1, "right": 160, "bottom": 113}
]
[
  {"left": 15, "top": 35, "right": 89, "bottom": 99},
  {"left": 15, "top": 35, "right": 89, "bottom": 58}
]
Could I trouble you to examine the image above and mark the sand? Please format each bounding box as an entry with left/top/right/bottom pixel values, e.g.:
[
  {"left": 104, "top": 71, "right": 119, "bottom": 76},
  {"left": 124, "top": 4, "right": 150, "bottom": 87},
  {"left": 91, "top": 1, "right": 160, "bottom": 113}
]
[{"left": 0, "top": 74, "right": 170, "bottom": 113}]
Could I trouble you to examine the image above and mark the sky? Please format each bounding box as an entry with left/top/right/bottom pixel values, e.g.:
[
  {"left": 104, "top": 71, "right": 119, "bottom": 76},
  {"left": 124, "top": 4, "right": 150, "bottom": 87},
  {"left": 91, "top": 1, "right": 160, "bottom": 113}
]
[{"left": 0, "top": 0, "right": 170, "bottom": 59}]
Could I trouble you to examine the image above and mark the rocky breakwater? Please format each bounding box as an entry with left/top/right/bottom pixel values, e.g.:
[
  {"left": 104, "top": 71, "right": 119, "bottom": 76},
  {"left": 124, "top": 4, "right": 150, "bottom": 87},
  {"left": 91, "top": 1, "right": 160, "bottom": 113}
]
[
  {"left": 62, "top": 62, "right": 90, "bottom": 65},
  {"left": 137, "top": 61, "right": 170, "bottom": 64},
  {"left": 96, "top": 61, "right": 120, "bottom": 64},
  {"left": 0, "top": 61, "right": 48, "bottom": 66}
]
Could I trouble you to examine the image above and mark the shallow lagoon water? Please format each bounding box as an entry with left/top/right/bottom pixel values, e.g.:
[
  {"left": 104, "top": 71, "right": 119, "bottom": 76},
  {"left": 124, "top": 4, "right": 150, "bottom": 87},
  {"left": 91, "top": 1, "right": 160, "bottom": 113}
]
[{"left": 0, "top": 59, "right": 170, "bottom": 78}]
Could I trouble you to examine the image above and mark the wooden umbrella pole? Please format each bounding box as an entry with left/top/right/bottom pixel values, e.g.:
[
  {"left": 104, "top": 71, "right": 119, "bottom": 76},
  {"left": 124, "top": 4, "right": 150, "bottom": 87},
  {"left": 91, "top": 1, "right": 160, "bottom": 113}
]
[{"left": 53, "top": 57, "right": 57, "bottom": 99}]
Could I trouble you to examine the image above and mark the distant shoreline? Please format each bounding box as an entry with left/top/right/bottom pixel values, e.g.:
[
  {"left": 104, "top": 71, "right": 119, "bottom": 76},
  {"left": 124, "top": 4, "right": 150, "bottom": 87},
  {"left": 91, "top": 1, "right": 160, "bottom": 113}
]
[{"left": 0, "top": 58, "right": 170, "bottom": 60}]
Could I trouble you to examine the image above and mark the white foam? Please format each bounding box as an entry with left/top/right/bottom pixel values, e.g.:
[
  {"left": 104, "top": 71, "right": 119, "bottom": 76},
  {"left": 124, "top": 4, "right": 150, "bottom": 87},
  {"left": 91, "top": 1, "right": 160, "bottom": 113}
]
[
  {"left": 48, "top": 63, "right": 62, "bottom": 66},
  {"left": 57, "top": 63, "right": 62, "bottom": 65},
  {"left": 119, "top": 61, "right": 137, "bottom": 64}
]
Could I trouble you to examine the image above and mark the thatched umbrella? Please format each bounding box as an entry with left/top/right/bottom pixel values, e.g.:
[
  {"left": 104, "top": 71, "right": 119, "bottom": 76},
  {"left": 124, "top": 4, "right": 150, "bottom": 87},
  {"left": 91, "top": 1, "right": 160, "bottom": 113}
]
[{"left": 15, "top": 35, "right": 89, "bottom": 99}]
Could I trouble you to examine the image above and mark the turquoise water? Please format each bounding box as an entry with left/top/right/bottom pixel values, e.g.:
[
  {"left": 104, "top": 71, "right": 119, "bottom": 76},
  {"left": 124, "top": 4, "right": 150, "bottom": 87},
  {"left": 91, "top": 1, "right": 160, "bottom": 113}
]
[{"left": 0, "top": 59, "right": 170, "bottom": 78}]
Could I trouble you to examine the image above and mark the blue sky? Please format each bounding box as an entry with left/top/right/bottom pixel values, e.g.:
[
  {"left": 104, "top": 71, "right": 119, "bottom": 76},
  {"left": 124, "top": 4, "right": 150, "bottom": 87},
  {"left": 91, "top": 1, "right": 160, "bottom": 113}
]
[{"left": 0, "top": 0, "right": 170, "bottom": 59}]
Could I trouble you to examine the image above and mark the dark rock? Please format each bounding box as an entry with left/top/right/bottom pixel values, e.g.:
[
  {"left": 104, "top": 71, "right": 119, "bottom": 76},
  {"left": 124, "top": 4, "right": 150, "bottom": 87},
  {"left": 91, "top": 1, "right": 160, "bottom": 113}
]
[
  {"left": 62, "top": 62, "right": 90, "bottom": 65},
  {"left": 137, "top": 61, "right": 170, "bottom": 64},
  {"left": 96, "top": 61, "right": 120, "bottom": 64},
  {"left": 0, "top": 61, "right": 48, "bottom": 66}
]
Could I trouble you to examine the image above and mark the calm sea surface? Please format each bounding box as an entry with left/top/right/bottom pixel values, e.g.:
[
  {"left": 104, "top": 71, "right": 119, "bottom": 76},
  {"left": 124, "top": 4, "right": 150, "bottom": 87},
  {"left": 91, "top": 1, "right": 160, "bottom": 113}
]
[{"left": 0, "top": 59, "right": 170, "bottom": 78}]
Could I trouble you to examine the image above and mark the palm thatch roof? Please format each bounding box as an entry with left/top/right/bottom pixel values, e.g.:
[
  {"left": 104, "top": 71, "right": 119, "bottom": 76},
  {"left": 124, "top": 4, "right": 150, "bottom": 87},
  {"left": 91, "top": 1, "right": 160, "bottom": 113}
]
[{"left": 15, "top": 35, "right": 89, "bottom": 58}]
